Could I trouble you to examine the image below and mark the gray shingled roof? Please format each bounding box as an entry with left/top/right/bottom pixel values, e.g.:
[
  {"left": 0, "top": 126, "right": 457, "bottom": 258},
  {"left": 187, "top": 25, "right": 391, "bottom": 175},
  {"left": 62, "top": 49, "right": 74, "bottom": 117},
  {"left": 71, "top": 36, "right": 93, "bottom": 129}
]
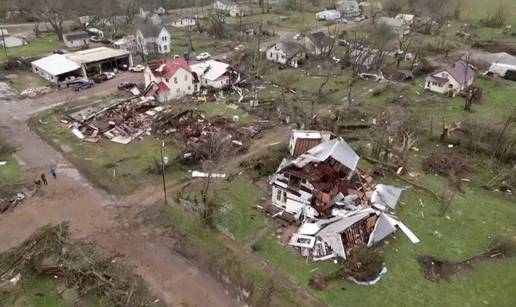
[
  {"left": 306, "top": 31, "right": 334, "bottom": 49},
  {"left": 276, "top": 41, "right": 304, "bottom": 57},
  {"left": 137, "top": 23, "right": 165, "bottom": 38}
]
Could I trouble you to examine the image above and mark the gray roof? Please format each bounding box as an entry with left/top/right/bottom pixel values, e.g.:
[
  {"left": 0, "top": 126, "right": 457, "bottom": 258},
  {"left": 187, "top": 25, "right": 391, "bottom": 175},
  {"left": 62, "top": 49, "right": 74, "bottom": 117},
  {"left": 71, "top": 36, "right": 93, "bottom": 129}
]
[
  {"left": 216, "top": 0, "right": 235, "bottom": 5},
  {"left": 64, "top": 31, "right": 89, "bottom": 41},
  {"left": 494, "top": 52, "right": 516, "bottom": 66},
  {"left": 276, "top": 41, "right": 304, "bottom": 57},
  {"left": 306, "top": 31, "right": 334, "bottom": 49},
  {"left": 429, "top": 60, "right": 476, "bottom": 86},
  {"left": 137, "top": 23, "right": 166, "bottom": 38},
  {"left": 293, "top": 138, "right": 359, "bottom": 171}
]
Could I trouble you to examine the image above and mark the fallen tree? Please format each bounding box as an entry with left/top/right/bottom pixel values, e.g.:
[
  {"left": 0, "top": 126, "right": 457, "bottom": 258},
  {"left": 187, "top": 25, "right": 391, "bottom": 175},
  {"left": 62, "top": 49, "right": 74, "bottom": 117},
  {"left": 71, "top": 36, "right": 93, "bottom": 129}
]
[{"left": 0, "top": 223, "right": 162, "bottom": 307}]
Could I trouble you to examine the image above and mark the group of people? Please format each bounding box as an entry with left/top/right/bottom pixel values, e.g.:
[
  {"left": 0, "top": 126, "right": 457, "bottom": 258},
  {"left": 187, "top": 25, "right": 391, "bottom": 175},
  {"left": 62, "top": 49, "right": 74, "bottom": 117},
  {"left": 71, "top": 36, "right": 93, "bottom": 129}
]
[{"left": 34, "top": 166, "right": 57, "bottom": 188}]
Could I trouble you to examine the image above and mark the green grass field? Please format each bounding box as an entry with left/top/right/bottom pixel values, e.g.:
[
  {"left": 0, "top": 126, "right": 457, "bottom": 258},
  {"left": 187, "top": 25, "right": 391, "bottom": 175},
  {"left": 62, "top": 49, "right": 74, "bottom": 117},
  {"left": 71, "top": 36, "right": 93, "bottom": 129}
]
[
  {"left": 0, "top": 34, "right": 64, "bottom": 62},
  {"left": 4, "top": 71, "right": 50, "bottom": 93}
]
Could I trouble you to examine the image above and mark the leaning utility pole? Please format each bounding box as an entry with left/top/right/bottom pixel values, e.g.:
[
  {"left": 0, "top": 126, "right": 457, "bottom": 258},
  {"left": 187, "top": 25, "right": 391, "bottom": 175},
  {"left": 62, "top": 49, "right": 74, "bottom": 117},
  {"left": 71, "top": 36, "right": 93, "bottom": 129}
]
[{"left": 160, "top": 140, "right": 168, "bottom": 205}]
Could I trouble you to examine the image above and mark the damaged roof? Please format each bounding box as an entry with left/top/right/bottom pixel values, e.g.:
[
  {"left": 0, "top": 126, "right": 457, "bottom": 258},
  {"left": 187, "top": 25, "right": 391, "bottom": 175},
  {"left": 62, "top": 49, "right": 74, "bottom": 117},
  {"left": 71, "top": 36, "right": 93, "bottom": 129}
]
[
  {"left": 292, "top": 138, "right": 360, "bottom": 172},
  {"left": 191, "top": 60, "right": 230, "bottom": 81},
  {"left": 149, "top": 58, "right": 191, "bottom": 79},
  {"left": 371, "top": 184, "right": 405, "bottom": 211}
]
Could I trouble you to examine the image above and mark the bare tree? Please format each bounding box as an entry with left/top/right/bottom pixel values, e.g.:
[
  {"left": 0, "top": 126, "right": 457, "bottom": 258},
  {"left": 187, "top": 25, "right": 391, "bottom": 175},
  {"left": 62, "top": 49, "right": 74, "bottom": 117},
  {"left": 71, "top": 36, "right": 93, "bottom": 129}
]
[{"left": 197, "top": 131, "right": 232, "bottom": 226}]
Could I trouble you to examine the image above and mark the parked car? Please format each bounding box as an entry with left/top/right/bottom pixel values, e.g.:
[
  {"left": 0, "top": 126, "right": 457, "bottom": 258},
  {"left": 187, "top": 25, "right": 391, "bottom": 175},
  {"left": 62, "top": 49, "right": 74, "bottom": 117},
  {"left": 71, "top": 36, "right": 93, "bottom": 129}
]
[
  {"left": 196, "top": 52, "right": 211, "bottom": 61},
  {"left": 118, "top": 82, "right": 137, "bottom": 91},
  {"left": 103, "top": 72, "right": 115, "bottom": 80},
  {"left": 129, "top": 65, "right": 145, "bottom": 72},
  {"left": 92, "top": 72, "right": 115, "bottom": 83},
  {"left": 337, "top": 39, "right": 350, "bottom": 47},
  {"left": 71, "top": 80, "right": 94, "bottom": 91}
]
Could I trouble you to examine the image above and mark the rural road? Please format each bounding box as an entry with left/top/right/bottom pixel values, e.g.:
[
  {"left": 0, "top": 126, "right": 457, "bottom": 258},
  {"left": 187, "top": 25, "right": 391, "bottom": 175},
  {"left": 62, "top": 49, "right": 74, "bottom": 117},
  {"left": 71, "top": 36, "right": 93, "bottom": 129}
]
[{"left": 0, "top": 75, "right": 241, "bottom": 307}]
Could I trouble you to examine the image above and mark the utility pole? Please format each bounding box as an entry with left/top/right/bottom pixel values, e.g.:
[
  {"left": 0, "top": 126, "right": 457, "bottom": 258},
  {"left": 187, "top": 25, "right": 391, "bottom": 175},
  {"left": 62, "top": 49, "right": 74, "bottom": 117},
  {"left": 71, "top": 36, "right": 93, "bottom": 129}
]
[
  {"left": 1, "top": 28, "right": 7, "bottom": 58},
  {"left": 160, "top": 140, "right": 168, "bottom": 205}
]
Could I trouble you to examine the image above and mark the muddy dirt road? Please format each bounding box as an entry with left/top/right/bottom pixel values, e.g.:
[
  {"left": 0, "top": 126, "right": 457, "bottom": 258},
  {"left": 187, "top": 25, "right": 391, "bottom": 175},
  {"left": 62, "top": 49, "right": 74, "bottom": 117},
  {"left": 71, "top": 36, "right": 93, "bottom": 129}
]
[{"left": 0, "top": 75, "right": 241, "bottom": 307}]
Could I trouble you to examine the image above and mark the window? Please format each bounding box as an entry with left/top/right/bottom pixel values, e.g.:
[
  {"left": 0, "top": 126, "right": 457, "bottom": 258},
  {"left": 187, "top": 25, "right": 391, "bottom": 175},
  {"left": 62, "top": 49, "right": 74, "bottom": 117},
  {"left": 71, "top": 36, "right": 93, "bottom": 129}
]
[
  {"left": 188, "top": 86, "right": 191, "bottom": 90},
  {"left": 184, "top": 74, "right": 187, "bottom": 81},
  {"left": 282, "top": 191, "right": 287, "bottom": 203},
  {"left": 176, "top": 88, "right": 180, "bottom": 93},
  {"left": 162, "top": 36, "right": 167, "bottom": 41},
  {"left": 276, "top": 189, "right": 282, "bottom": 201},
  {"left": 174, "top": 77, "right": 178, "bottom": 84}
]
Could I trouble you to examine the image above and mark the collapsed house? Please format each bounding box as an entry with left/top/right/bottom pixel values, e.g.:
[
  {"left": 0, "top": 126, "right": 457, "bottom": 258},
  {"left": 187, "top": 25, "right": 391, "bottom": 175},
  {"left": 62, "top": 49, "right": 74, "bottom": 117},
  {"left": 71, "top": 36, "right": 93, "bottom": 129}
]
[
  {"left": 270, "top": 131, "right": 419, "bottom": 262},
  {"left": 66, "top": 96, "right": 162, "bottom": 144},
  {"left": 190, "top": 60, "right": 238, "bottom": 90}
]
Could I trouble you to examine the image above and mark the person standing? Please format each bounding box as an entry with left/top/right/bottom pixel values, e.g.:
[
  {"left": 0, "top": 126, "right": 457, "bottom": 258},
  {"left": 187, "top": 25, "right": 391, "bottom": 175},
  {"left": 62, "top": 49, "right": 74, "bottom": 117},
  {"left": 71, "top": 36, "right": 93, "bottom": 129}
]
[
  {"left": 41, "top": 173, "right": 48, "bottom": 185},
  {"left": 50, "top": 166, "right": 57, "bottom": 179}
]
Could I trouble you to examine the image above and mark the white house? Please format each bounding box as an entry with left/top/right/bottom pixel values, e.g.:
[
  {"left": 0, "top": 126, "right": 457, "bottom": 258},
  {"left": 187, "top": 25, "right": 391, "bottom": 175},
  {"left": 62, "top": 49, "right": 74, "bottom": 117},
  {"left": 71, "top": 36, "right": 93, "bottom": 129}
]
[
  {"left": 136, "top": 23, "right": 171, "bottom": 56},
  {"left": 266, "top": 41, "right": 306, "bottom": 68},
  {"left": 191, "top": 60, "right": 233, "bottom": 89},
  {"left": 315, "top": 9, "right": 341, "bottom": 21},
  {"left": 63, "top": 32, "right": 90, "bottom": 48},
  {"left": 144, "top": 58, "right": 196, "bottom": 102},
  {"left": 425, "top": 61, "right": 476, "bottom": 96},
  {"left": 213, "top": 0, "right": 236, "bottom": 12},
  {"left": 336, "top": 0, "right": 361, "bottom": 17}
]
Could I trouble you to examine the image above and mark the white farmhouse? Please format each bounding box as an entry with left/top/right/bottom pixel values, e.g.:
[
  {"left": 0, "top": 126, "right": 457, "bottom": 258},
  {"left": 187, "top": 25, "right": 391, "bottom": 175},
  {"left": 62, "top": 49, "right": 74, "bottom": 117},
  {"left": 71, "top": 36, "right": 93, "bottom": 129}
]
[
  {"left": 266, "top": 41, "right": 306, "bottom": 68},
  {"left": 136, "top": 23, "right": 171, "bottom": 56},
  {"left": 144, "top": 58, "right": 196, "bottom": 102},
  {"left": 315, "top": 9, "right": 341, "bottom": 21},
  {"left": 425, "top": 61, "right": 476, "bottom": 96},
  {"left": 191, "top": 60, "right": 233, "bottom": 89}
]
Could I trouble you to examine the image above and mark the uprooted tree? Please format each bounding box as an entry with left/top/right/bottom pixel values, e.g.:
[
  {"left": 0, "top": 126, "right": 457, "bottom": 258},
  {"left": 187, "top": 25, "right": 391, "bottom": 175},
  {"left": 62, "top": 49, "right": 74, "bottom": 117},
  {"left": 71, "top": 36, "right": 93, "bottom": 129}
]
[{"left": 0, "top": 223, "right": 162, "bottom": 306}]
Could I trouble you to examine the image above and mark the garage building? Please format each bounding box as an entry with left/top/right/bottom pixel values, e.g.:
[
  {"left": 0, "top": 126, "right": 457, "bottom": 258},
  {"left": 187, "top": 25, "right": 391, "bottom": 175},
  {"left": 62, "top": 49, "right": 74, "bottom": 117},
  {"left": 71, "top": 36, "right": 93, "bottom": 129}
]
[
  {"left": 66, "top": 47, "right": 133, "bottom": 77},
  {"left": 30, "top": 47, "right": 133, "bottom": 83},
  {"left": 31, "top": 54, "right": 83, "bottom": 83}
]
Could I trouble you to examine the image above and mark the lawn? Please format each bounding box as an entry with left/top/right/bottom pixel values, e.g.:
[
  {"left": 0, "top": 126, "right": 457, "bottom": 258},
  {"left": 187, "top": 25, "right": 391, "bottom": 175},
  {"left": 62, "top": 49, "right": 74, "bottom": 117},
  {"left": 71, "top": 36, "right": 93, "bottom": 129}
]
[
  {"left": 214, "top": 176, "right": 269, "bottom": 242},
  {"left": 30, "top": 100, "right": 187, "bottom": 194},
  {"left": 170, "top": 29, "right": 235, "bottom": 57},
  {"left": 200, "top": 102, "right": 257, "bottom": 125},
  {"left": 0, "top": 34, "right": 64, "bottom": 62},
  {"left": 4, "top": 71, "right": 50, "bottom": 93}
]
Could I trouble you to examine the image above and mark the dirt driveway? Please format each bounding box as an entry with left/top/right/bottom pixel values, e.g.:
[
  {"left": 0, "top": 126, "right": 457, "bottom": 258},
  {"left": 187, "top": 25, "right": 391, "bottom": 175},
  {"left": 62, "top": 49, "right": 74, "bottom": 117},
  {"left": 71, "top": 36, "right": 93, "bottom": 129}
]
[{"left": 0, "top": 77, "right": 241, "bottom": 307}]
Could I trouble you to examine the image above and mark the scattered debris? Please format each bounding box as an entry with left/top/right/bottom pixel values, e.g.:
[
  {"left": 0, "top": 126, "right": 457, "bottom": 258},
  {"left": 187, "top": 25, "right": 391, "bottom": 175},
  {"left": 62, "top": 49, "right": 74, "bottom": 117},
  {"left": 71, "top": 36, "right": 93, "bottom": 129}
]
[
  {"left": 64, "top": 96, "right": 161, "bottom": 144},
  {"left": 270, "top": 131, "right": 419, "bottom": 264},
  {"left": 20, "top": 87, "right": 52, "bottom": 98}
]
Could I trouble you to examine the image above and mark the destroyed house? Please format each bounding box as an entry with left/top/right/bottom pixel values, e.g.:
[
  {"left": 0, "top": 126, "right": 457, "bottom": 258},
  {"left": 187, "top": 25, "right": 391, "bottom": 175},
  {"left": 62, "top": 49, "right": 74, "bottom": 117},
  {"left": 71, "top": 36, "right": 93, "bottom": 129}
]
[
  {"left": 274, "top": 131, "right": 419, "bottom": 263},
  {"left": 289, "top": 208, "right": 419, "bottom": 261},
  {"left": 271, "top": 138, "right": 361, "bottom": 220},
  {"left": 289, "top": 130, "right": 334, "bottom": 157}
]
